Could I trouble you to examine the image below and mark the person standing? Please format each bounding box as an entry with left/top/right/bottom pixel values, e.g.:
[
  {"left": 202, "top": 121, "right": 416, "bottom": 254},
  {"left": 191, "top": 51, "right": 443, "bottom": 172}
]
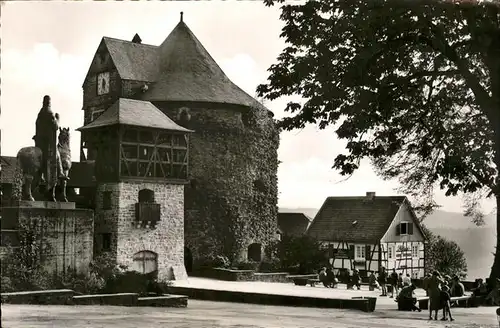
[
  {"left": 440, "top": 284, "right": 454, "bottom": 321},
  {"left": 422, "top": 273, "right": 432, "bottom": 296},
  {"left": 428, "top": 271, "right": 444, "bottom": 320},
  {"left": 390, "top": 268, "right": 399, "bottom": 298},
  {"left": 378, "top": 266, "right": 388, "bottom": 296}
]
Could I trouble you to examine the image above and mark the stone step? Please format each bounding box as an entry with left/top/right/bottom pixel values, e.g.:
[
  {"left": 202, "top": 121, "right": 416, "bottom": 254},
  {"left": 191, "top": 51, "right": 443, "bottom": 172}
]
[{"left": 137, "top": 295, "right": 188, "bottom": 307}]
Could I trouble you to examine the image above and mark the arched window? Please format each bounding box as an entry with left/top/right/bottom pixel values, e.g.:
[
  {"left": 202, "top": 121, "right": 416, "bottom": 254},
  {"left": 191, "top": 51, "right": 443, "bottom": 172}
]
[
  {"left": 132, "top": 250, "right": 158, "bottom": 274},
  {"left": 247, "top": 243, "right": 262, "bottom": 262},
  {"left": 138, "top": 189, "right": 155, "bottom": 203}
]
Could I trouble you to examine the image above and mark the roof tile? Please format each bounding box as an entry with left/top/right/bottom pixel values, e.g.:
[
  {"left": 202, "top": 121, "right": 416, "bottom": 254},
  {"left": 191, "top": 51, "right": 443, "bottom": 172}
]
[
  {"left": 307, "top": 196, "right": 406, "bottom": 243},
  {"left": 78, "top": 98, "right": 193, "bottom": 132}
]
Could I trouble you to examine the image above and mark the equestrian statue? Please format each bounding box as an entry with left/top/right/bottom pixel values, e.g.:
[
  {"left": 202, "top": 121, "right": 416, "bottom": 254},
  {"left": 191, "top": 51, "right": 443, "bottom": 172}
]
[{"left": 16, "top": 95, "right": 71, "bottom": 202}]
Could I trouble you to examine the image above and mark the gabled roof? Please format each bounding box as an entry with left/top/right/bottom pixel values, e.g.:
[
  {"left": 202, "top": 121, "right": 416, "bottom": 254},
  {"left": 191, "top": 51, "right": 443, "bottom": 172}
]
[
  {"left": 140, "top": 20, "right": 265, "bottom": 110},
  {"left": 103, "top": 37, "right": 159, "bottom": 82},
  {"left": 306, "top": 195, "right": 407, "bottom": 244},
  {"left": 77, "top": 98, "right": 193, "bottom": 132},
  {"left": 89, "top": 15, "right": 268, "bottom": 111},
  {"left": 278, "top": 212, "right": 312, "bottom": 237}
]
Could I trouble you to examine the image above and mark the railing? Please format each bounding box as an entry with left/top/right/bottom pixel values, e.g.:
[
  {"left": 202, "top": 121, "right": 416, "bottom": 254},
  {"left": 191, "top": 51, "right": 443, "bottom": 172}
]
[{"left": 134, "top": 202, "right": 161, "bottom": 228}]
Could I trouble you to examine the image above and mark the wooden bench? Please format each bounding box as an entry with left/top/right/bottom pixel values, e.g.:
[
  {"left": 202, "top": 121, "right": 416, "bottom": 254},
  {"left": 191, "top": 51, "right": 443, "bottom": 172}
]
[
  {"left": 417, "top": 295, "right": 473, "bottom": 310},
  {"left": 287, "top": 274, "right": 320, "bottom": 286},
  {"left": 417, "top": 296, "right": 430, "bottom": 309},
  {"left": 451, "top": 295, "right": 473, "bottom": 308}
]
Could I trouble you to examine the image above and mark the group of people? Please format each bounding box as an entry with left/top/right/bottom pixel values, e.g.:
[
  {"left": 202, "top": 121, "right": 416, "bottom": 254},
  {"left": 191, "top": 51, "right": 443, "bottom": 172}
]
[{"left": 373, "top": 267, "right": 413, "bottom": 297}]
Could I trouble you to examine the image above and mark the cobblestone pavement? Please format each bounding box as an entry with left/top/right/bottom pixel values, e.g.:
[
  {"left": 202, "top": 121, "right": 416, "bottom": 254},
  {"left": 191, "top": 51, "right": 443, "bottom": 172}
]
[{"left": 2, "top": 300, "right": 498, "bottom": 328}]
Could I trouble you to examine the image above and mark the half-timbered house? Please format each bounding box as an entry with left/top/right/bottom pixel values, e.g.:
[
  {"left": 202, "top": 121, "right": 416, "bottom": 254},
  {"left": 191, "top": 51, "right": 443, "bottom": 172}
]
[{"left": 307, "top": 192, "right": 428, "bottom": 279}]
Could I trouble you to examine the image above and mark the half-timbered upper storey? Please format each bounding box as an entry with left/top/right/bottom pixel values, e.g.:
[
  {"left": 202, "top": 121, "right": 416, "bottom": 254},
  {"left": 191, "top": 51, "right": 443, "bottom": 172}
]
[{"left": 77, "top": 98, "right": 193, "bottom": 184}]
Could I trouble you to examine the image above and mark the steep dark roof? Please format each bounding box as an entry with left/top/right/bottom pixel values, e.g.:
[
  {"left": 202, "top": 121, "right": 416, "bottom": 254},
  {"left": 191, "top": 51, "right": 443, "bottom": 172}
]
[
  {"left": 307, "top": 196, "right": 407, "bottom": 243},
  {"left": 140, "top": 21, "right": 265, "bottom": 110},
  {"left": 278, "top": 212, "right": 312, "bottom": 237},
  {"left": 77, "top": 98, "right": 193, "bottom": 132},
  {"left": 1, "top": 156, "right": 18, "bottom": 184},
  {"left": 103, "top": 37, "right": 158, "bottom": 82},
  {"left": 95, "top": 17, "right": 267, "bottom": 111}
]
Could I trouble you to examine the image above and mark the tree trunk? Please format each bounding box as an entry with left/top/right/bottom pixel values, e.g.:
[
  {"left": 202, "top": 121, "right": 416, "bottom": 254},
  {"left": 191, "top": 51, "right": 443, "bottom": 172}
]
[{"left": 491, "top": 196, "right": 500, "bottom": 281}]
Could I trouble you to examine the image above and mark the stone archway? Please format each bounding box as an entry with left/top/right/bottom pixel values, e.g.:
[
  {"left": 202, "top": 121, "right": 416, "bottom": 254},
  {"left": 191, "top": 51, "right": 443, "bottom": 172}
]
[
  {"left": 184, "top": 246, "right": 193, "bottom": 274},
  {"left": 247, "top": 243, "right": 262, "bottom": 262}
]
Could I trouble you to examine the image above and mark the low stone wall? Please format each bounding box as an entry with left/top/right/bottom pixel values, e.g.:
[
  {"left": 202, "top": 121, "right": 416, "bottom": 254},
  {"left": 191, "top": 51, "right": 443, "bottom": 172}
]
[
  {"left": 1, "top": 290, "right": 189, "bottom": 308},
  {"left": 168, "top": 286, "right": 376, "bottom": 312},
  {"left": 72, "top": 293, "right": 139, "bottom": 306},
  {"left": 197, "top": 268, "right": 290, "bottom": 282},
  {"left": 138, "top": 295, "right": 188, "bottom": 308},
  {"left": 1, "top": 289, "right": 75, "bottom": 305},
  {"left": 252, "top": 272, "right": 290, "bottom": 283}
]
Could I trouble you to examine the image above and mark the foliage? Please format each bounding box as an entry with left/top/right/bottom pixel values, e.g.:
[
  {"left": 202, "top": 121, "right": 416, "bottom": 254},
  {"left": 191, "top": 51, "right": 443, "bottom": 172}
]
[
  {"left": 421, "top": 225, "right": 468, "bottom": 278},
  {"left": 231, "top": 260, "right": 260, "bottom": 271},
  {"left": 1, "top": 221, "right": 54, "bottom": 292},
  {"left": 198, "top": 254, "right": 231, "bottom": 269},
  {"left": 266, "top": 235, "right": 325, "bottom": 274},
  {"left": 258, "top": 0, "right": 500, "bottom": 279},
  {"left": 258, "top": 258, "right": 283, "bottom": 273}
]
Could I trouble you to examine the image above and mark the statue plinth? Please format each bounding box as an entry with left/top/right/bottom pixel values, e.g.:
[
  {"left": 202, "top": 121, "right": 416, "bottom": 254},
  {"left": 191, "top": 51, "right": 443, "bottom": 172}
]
[{"left": 16, "top": 200, "right": 76, "bottom": 210}]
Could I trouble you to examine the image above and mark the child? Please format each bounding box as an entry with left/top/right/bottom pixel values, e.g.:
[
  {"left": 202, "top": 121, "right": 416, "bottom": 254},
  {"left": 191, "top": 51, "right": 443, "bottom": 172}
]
[{"left": 440, "top": 284, "right": 454, "bottom": 321}]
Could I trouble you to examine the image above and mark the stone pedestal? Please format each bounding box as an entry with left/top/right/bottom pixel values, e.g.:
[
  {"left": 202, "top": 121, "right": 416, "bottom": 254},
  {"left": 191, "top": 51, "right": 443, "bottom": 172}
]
[
  {"left": 1, "top": 201, "right": 94, "bottom": 276},
  {"left": 16, "top": 200, "right": 76, "bottom": 210}
]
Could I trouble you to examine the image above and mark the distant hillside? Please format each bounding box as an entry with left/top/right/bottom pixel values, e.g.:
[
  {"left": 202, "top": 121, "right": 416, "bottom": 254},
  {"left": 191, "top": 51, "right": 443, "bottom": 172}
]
[{"left": 279, "top": 207, "right": 496, "bottom": 280}]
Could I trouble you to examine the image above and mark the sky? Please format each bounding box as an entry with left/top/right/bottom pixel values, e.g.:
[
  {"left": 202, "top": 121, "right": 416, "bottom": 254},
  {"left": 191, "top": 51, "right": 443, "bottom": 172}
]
[{"left": 1, "top": 1, "right": 495, "bottom": 214}]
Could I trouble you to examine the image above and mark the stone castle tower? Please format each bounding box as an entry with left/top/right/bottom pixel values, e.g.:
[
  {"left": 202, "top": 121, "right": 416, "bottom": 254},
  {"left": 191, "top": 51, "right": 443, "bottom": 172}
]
[{"left": 80, "top": 13, "right": 279, "bottom": 273}]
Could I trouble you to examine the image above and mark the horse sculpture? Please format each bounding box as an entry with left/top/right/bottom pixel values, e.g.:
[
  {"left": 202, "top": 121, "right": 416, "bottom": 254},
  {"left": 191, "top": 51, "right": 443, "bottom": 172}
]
[{"left": 16, "top": 127, "right": 71, "bottom": 202}]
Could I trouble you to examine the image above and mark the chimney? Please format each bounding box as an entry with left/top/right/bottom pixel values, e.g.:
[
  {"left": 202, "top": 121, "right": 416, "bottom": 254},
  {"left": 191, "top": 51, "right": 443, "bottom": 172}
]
[
  {"left": 132, "top": 33, "right": 142, "bottom": 44},
  {"left": 366, "top": 192, "right": 376, "bottom": 200}
]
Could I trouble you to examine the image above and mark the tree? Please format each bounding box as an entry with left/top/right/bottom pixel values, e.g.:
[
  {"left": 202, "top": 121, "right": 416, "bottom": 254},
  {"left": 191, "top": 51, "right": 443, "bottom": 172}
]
[
  {"left": 421, "top": 225, "right": 468, "bottom": 278},
  {"left": 267, "top": 235, "right": 325, "bottom": 274},
  {"left": 258, "top": 0, "right": 500, "bottom": 280}
]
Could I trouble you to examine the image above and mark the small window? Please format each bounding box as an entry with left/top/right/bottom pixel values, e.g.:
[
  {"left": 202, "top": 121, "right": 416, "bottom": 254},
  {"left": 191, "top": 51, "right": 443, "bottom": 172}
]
[
  {"left": 102, "top": 191, "right": 112, "bottom": 210},
  {"left": 355, "top": 245, "right": 366, "bottom": 260},
  {"left": 388, "top": 245, "right": 394, "bottom": 259},
  {"left": 400, "top": 222, "right": 409, "bottom": 235},
  {"left": 102, "top": 233, "right": 112, "bottom": 251},
  {"left": 138, "top": 189, "right": 155, "bottom": 203},
  {"left": 411, "top": 245, "right": 419, "bottom": 258}
]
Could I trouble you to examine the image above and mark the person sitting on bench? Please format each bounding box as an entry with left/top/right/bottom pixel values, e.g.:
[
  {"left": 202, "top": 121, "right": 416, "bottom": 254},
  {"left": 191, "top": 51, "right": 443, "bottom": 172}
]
[
  {"left": 319, "top": 267, "right": 329, "bottom": 288},
  {"left": 396, "top": 284, "right": 421, "bottom": 312},
  {"left": 450, "top": 275, "right": 465, "bottom": 297}
]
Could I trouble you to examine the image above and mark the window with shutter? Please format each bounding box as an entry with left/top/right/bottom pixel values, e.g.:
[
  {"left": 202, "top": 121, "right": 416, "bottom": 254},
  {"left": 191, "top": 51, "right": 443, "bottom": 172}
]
[
  {"left": 365, "top": 245, "right": 371, "bottom": 260},
  {"left": 396, "top": 224, "right": 401, "bottom": 236},
  {"left": 408, "top": 222, "right": 414, "bottom": 235}
]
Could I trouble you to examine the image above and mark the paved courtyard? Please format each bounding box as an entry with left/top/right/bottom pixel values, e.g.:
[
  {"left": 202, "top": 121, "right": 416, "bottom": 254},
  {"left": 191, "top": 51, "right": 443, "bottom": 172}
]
[{"left": 2, "top": 300, "right": 499, "bottom": 328}]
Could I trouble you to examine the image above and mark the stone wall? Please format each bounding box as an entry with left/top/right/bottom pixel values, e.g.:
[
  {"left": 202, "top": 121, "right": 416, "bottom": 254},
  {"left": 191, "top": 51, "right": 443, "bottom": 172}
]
[
  {"left": 1, "top": 202, "right": 94, "bottom": 275},
  {"left": 154, "top": 101, "right": 280, "bottom": 266},
  {"left": 95, "top": 182, "right": 187, "bottom": 281}
]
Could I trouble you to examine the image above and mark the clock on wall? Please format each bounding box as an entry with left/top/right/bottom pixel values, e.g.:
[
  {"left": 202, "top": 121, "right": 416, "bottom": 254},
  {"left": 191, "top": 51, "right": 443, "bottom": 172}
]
[{"left": 97, "top": 72, "right": 110, "bottom": 95}]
